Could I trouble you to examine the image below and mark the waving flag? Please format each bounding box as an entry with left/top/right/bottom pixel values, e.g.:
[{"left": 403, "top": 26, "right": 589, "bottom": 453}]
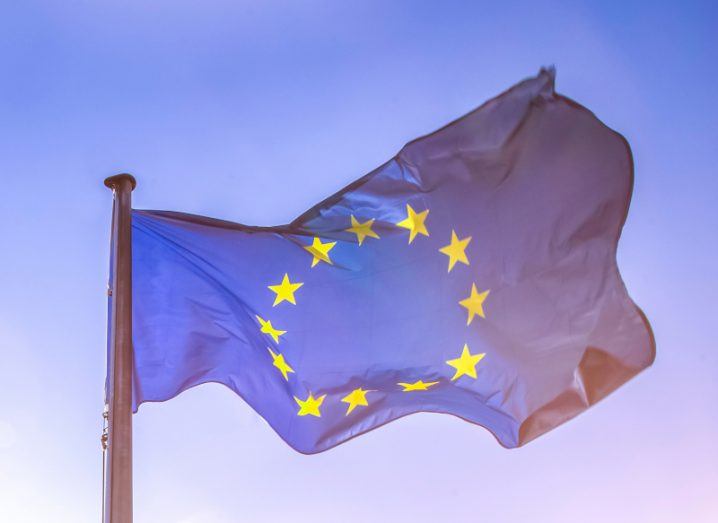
[{"left": 129, "top": 69, "right": 654, "bottom": 453}]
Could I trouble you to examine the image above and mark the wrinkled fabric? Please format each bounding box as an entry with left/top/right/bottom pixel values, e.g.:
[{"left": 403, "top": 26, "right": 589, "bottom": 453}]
[{"left": 129, "top": 69, "right": 654, "bottom": 453}]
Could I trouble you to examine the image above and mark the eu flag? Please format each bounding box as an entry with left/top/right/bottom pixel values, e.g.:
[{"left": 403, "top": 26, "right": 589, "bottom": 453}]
[{"left": 130, "top": 69, "right": 654, "bottom": 453}]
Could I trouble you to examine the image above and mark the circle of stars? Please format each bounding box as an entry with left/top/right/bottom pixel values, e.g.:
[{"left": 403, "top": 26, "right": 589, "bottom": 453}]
[{"left": 253, "top": 202, "right": 490, "bottom": 418}]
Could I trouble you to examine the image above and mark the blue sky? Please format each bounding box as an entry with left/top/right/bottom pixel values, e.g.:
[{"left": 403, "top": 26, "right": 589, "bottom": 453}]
[{"left": 0, "top": 1, "right": 716, "bottom": 522}]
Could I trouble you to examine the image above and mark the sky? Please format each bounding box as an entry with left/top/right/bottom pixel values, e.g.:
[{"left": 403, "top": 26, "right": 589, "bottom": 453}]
[{"left": 0, "top": 1, "right": 716, "bottom": 522}]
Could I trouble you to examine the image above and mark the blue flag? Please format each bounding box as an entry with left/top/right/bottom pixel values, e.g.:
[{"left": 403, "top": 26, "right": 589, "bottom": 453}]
[{"left": 129, "top": 69, "right": 654, "bottom": 453}]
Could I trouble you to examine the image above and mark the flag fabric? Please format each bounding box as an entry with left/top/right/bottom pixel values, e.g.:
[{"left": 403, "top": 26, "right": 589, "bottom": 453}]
[{"left": 129, "top": 69, "right": 654, "bottom": 453}]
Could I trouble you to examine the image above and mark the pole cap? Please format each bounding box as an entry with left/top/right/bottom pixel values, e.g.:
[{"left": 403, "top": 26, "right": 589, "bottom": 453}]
[{"left": 104, "top": 173, "right": 137, "bottom": 191}]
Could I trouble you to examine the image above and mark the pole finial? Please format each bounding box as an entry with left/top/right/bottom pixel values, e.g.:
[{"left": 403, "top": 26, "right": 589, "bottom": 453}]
[{"left": 104, "top": 173, "right": 137, "bottom": 191}]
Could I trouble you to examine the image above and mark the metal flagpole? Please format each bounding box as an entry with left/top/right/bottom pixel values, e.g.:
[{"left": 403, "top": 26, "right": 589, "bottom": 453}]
[{"left": 104, "top": 174, "right": 136, "bottom": 523}]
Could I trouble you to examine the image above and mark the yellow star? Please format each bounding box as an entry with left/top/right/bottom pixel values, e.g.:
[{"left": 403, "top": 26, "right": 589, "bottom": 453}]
[
  {"left": 345, "top": 215, "right": 380, "bottom": 246},
  {"left": 267, "top": 347, "right": 294, "bottom": 381},
  {"left": 304, "top": 237, "right": 337, "bottom": 267},
  {"left": 396, "top": 204, "right": 429, "bottom": 243},
  {"left": 268, "top": 273, "right": 303, "bottom": 306},
  {"left": 459, "top": 283, "right": 490, "bottom": 325},
  {"left": 439, "top": 230, "right": 472, "bottom": 272},
  {"left": 294, "top": 392, "right": 326, "bottom": 417},
  {"left": 255, "top": 315, "right": 286, "bottom": 343},
  {"left": 398, "top": 380, "right": 439, "bottom": 392},
  {"left": 341, "top": 388, "right": 373, "bottom": 415},
  {"left": 446, "top": 344, "right": 486, "bottom": 381}
]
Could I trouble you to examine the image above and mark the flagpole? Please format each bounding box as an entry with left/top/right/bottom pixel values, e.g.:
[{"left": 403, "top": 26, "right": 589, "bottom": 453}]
[{"left": 104, "top": 173, "right": 136, "bottom": 523}]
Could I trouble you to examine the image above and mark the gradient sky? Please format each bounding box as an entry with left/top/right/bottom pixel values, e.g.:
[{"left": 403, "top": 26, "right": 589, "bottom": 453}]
[{"left": 1, "top": 1, "right": 716, "bottom": 522}]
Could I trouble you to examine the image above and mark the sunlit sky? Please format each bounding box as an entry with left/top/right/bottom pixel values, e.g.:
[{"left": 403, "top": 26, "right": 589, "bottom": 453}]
[{"left": 1, "top": 1, "right": 716, "bottom": 522}]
